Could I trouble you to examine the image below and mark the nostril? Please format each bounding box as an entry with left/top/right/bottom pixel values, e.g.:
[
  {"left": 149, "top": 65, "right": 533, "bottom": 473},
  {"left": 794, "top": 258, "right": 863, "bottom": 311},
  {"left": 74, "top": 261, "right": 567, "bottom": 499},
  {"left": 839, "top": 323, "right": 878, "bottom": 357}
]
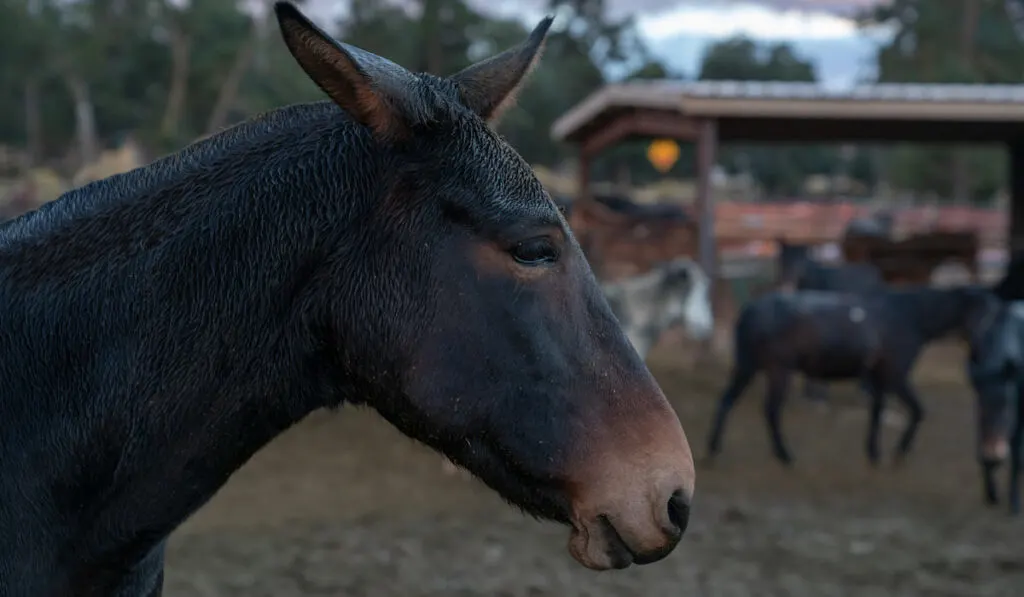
[{"left": 666, "top": 489, "right": 690, "bottom": 538}]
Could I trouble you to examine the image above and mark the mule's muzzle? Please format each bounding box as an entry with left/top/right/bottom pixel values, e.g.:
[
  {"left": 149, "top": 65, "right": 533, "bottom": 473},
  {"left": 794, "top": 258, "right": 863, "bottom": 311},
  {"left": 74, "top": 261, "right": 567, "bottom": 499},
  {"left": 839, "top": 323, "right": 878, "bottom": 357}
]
[{"left": 568, "top": 484, "right": 692, "bottom": 570}]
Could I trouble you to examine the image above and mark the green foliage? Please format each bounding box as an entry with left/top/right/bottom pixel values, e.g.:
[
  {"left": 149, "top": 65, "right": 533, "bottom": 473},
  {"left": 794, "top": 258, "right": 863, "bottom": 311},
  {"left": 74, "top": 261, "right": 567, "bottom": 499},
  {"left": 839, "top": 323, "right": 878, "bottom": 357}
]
[
  {"left": 0, "top": 0, "right": 1021, "bottom": 202},
  {"left": 0, "top": 0, "right": 668, "bottom": 183},
  {"left": 696, "top": 35, "right": 838, "bottom": 196},
  {"left": 858, "top": 0, "right": 1024, "bottom": 202}
]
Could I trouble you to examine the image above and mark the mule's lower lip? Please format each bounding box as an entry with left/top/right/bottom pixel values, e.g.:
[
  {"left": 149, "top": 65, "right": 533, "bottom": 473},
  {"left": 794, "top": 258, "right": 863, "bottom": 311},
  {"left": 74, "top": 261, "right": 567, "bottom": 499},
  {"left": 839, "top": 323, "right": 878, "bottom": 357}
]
[
  {"left": 568, "top": 515, "right": 682, "bottom": 571},
  {"left": 599, "top": 515, "right": 637, "bottom": 569}
]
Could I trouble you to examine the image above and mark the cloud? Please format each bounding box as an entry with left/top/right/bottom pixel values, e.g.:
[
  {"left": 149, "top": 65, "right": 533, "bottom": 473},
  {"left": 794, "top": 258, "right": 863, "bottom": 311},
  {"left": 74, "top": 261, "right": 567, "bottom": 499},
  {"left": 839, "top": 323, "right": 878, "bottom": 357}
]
[
  {"left": 637, "top": 2, "right": 863, "bottom": 41},
  {"left": 647, "top": 33, "right": 880, "bottom": 88}
]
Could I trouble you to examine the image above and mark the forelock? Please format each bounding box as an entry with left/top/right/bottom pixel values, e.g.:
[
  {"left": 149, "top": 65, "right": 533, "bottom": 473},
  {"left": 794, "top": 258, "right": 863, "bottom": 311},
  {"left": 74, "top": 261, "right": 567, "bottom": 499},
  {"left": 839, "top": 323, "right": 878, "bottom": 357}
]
[{"left": 407, "top": 90, "right": 554, "bottom": 219}]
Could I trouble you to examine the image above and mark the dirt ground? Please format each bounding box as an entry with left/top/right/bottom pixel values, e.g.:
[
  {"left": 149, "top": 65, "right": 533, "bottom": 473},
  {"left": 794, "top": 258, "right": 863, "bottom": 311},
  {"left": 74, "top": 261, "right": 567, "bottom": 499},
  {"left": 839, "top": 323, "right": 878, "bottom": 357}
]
[{"left": 164, "top": 342, "right": 1024, "bottom": 597}]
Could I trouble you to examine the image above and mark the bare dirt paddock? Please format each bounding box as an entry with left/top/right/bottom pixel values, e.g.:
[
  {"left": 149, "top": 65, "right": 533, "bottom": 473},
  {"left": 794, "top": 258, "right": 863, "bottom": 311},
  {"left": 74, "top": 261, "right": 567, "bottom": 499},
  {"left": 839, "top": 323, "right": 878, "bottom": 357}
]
[{"left": 165, "top": 344, "right": 1024, "bottom": 597}]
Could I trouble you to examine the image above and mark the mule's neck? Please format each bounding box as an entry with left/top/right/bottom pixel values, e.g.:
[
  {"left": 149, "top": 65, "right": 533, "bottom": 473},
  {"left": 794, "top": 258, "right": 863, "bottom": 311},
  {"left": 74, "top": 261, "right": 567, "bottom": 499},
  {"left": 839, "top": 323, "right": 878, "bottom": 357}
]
[{"left": 0, "top": 102, "right": 379, "bottom": 595}]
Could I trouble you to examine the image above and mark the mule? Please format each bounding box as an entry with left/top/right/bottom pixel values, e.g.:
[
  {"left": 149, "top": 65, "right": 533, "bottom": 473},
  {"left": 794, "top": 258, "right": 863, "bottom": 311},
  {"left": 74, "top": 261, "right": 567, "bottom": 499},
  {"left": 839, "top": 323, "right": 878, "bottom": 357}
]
[
  {"left": 441, "top": 257, "right": 713, "bottom": 478},
  {"left": 966, "top": 300, "right": 1024, "bottom": 515},
  {"left": 775, "top": 238, "right": 886, "bottom": 402},
  {"left": 705, "top": 285, "right": 1000, "bottom": 467},
  {"left": 603, "top": 257, "right": 714, "bottom": 360},
  {"left": 843, "top": 210, "right": 895, "bottom": 239},
  {"left": 0, "top": 4, "right": 696, "bottom": 594}
]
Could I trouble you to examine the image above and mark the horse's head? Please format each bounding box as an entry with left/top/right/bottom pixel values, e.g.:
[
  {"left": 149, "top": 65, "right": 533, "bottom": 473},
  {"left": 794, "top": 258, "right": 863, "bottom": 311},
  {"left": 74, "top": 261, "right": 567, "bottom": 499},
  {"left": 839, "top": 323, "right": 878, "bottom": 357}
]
[
  {"left": 603, "top": 258, "right": 714, "bottom": 359},
  {"left": 775, "top": 237, "right": 810, "bottom": 291},
  {"left": 275, "top": 2, "right": 694, "bottom": 570},
  {"left": 660, "top": 258, "right": 714, "bottom": 340}
]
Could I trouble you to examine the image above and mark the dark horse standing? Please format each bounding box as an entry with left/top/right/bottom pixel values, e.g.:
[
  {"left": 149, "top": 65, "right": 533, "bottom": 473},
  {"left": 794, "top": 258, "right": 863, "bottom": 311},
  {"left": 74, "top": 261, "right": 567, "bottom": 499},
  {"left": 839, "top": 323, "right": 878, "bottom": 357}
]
[
  {"left": 966, "top": 300, "right": 1024, "bottom": 515},
  {"left": 775, "top": 238, "right": 886, "bottom": 402},
  {"left": 706, "top": 285, "right": 1000, "bottom": 467},
  {"left": 0, "top": 4, "right": 696, "bottom": 595}
]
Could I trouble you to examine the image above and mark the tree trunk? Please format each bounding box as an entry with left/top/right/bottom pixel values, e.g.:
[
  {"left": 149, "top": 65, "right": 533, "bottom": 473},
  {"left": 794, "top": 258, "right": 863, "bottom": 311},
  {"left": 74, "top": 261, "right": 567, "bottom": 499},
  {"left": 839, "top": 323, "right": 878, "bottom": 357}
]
[
  {"left": 160, "top": 21, "right": 191, "bottom": 140},
  {"left": 23, "top": 78, "right": 43, "bottom": 168},
  {"left": 951, "top": 0, "right": 980, "bottom": 204},
  {"left": 205, "top": 16, "right": 262, "bottom": 135},
  {"left": 65, "top": 73, "right": 99, "bottom": 166},
  {"left": 419, "top": 0, "right": 444, "bottom": 74}
]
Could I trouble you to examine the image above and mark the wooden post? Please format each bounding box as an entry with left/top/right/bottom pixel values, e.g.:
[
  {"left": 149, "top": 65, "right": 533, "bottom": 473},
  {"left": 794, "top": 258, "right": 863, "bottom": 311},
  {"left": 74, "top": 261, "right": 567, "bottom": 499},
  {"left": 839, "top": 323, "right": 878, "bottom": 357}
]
[
  {"left": 577, "top": 150, "right": 592, "bottom": 202},
  {"left": 695, "top": 118, "right": 719, "bottom": 286},
  {"left": 695, "top": 119, "right": 720, "bottom": 359},
  {"left": 1009, "top": 140, "right": 1024, "bottom": 255}
]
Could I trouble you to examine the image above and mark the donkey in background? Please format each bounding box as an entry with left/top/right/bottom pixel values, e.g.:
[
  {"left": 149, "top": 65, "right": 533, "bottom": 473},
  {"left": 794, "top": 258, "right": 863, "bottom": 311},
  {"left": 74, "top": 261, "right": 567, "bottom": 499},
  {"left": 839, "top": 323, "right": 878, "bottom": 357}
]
[
  {"left": 775, "top": 238, "right": 887, "bottom": 403},
  {"left": 706, "top": 285, "right": 1000, "bottom": 467},
  {"left": 966, "top": 300, "right": 1024, "bottom": 515}
]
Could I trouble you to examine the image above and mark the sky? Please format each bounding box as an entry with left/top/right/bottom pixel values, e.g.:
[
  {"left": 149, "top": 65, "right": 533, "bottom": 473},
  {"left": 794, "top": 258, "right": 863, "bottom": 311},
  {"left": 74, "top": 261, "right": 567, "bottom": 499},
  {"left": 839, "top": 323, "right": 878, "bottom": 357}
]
[
  {"left": 305, "top": 0, "right": 894, "bottom": 89},
  {"left": 634, "top": 1, "right": 894, "bottom": 88}
]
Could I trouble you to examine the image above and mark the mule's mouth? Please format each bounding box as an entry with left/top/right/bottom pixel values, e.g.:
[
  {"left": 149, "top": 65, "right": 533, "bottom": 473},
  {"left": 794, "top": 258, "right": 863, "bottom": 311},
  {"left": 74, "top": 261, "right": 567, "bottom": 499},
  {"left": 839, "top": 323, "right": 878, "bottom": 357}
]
[
  {"left": 443, "top": 432, "right": 692, "bottom": 571},
  {"left": 567, "top": 493, "right": 689, "bottom": 571}
]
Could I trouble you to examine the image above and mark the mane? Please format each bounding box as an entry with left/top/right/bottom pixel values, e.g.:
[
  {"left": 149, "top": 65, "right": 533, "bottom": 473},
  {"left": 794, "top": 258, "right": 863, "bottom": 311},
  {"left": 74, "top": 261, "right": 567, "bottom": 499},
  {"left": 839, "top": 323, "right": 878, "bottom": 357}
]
[
  {"left": 0, "top": 71, "right": 474, "bottom": 254},
  {"left": 0, "top": 101, "right": 345, "bottom": 250}
]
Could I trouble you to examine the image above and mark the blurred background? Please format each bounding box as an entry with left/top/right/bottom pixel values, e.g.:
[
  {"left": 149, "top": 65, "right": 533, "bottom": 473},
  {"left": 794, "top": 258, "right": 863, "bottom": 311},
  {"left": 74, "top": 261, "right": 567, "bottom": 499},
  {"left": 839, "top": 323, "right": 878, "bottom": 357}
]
[{"left": 3, "top": 0, "right": 1024, "bottom": 595}]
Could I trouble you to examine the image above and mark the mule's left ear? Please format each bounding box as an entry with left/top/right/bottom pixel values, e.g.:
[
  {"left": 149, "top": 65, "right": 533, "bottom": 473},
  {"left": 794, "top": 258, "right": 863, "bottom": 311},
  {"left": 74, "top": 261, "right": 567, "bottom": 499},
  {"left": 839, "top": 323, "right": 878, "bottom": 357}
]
[
  {"left": 274, "top": 1, "right": 420, "bottom": 141},
  {"left": 449, "top": 16, "right": 554, "bottom": 123}
]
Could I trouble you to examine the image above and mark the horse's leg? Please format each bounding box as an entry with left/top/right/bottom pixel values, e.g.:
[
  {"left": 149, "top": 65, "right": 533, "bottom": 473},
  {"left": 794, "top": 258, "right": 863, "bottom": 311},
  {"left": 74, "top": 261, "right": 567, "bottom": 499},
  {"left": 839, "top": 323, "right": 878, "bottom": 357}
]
[
  {"left": 1009, "top": 383, "right": 1024, "bottom": 515},
  {"left": 705, "top": 363, "right": 757, "bottom": 464},
  {"left": 864, "top": 373, "right": 887, "bottom": 467},
  {"left": 982, "top": 460, "right": 1001, "bottom": 507},
  {"left": 764, "top": 368, "right": 794, "bottom": 466},
  {"left": 892, "top": 380, "right": 925, "bottom": 464}
]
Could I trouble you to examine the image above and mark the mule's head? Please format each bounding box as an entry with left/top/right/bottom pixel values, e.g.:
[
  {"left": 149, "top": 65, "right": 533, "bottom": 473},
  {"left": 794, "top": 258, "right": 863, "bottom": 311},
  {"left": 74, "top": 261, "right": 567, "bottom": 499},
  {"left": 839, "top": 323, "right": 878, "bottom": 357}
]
[
  {"left": 967, "top": 303, "right": 1018, "bottom": 466},
  {"left": 275, "top": 2, "right": 695, "bottom": 570}
]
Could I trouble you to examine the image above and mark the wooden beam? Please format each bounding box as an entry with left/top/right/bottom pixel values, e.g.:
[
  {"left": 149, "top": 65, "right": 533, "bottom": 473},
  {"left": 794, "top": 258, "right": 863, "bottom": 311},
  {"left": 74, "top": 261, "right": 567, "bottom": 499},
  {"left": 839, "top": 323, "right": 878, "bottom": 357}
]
[{"left": 580, "top": 110, "right": 698, "bottom": 157}]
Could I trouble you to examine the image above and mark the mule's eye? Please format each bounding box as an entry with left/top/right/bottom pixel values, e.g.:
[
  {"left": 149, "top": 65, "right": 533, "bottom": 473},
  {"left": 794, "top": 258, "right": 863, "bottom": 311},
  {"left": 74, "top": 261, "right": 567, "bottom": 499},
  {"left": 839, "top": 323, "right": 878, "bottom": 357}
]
[{"left": 511, "top": 237, "right": 558, "bottom": 266}]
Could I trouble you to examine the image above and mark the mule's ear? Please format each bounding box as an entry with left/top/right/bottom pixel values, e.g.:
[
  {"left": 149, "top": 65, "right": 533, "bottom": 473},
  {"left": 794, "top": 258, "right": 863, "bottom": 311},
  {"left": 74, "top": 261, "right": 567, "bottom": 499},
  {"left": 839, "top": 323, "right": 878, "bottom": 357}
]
[
  {"left": 449, "top": 16, "right": 554, "bottom": 123},
  {"left": 274, "top": 1, "right": 417, "bottom": 140}
]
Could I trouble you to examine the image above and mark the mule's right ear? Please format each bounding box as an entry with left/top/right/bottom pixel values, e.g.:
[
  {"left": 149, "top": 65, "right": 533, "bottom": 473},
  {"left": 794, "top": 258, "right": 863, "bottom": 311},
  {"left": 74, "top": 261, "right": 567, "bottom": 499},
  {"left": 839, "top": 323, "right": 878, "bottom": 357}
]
[{"left": 274, "top": 1, "right": 415, "bottom": 141}]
